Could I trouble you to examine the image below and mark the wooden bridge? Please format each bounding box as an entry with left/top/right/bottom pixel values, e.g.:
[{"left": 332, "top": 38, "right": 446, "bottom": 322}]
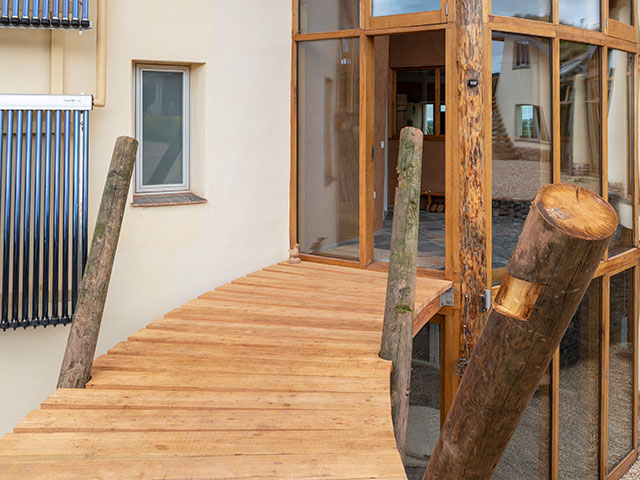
[{"left": 0, "top": 261, "right": 451, "bottom": 479}]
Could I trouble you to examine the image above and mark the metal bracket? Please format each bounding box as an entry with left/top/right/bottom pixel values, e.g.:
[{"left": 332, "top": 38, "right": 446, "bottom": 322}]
[
  {"left": 481, "top": 289, "right": 492, "bottom": 312},
  {"left": 439, "top": 287, "right": 454, "bottom": 307}
]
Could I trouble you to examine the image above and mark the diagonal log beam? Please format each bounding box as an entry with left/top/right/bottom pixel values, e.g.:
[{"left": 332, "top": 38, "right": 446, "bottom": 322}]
[{"left": 424, "top": 184, "right": 618, "bottom": 479}]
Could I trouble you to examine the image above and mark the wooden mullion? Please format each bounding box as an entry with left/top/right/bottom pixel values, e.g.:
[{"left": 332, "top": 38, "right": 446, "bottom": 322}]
[
  {"left": 484, "top": 24, "right": 493, "bottom": 285},
  {"left": 362, "top": 0, "right": 370, "bottom": 30},
  {"left": 601, "top": 275, "right": 610, "bottom": 480},
  {"left": 602, "top": 46, "right": 609, "bottom": 261},
  {"left": 634, "top": 53, "right": 639, "bottom": 248},
  {"left": 551, "top": 348, "right": 560, "bottom": 480},
  {"left": 553, "top": 37, "right": 561, "bottom": 184},
  {"left": 634, "top": 266, "right": 639, "bottom": 453},
  {"left": 552, "top": 0, "right": 559, "bottom": 25},
  {"left": 294, "top": 30, "right": 361, "bottom": 42},
  {"left": 290, "top": 36, "right": 298, "bottom": 250},
  {"left": 292, "top": 0, "right": 299, "bottom": 35},
  {"left": 445, "top": 22, "right": 457, "bottom": 280}
]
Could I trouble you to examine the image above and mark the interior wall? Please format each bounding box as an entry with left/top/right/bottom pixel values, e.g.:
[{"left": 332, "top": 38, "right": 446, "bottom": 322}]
[{"left": 381, "top": 30, "right": 446, "bottom": 210}]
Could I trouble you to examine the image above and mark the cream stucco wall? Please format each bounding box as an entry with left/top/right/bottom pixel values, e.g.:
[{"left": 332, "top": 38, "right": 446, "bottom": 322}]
[{"left": 0, "top": 0, "right": 292, "bottom": 434}]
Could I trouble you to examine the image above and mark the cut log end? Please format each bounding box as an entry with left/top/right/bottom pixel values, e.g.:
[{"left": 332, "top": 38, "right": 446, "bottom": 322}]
[{"left": 535, "top": 183, "right": 618, "bottom": 240}]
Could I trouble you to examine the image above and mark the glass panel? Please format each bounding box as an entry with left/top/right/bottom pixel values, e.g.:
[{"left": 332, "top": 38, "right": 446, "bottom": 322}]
[
  {"left": 608, "top": 50, "right": 635, "bottom": 257},
  {"left": 299, "top": 0, "right": 359, "bottom": 34},
  {"left": 558, "top": 278, "right": 601, "bottom": 480},
  {"left": 493, "top": 374, "right": 551, "bottom": 479},
  {"left": 406, "top": 322, "right": 441, "bottom": 478},
  {"left": 559, "top": 42, "right": 602, "bottom": 194},
  {"left": 141, "top": 70, "right": 184, "bottom": 187},
  {"left": 559, "top": 0, "right": 601, "bottom": 30},
  {"left": 608, "top": 269, "right": 635, "bottom": 472},
  {"left": 372, "top": 0, "right": 440, "bottom": 17},
  {"left": 396, "top": 70, "right": 436, "bottom": 135},
  {"left": 492, "top": 0, "right": 551, "bottom": 22},
  {"left": 439, "top": 70, "right": 445, "bottom": 135},
  {"left": 491, "top": 33, "right": 552, "bottom": 271},
  {"left": 610, "top": 0, "right": 633, "bottom": 24},
  {"left": 297, "top": 39, "right": 360, "bottom": 260}
]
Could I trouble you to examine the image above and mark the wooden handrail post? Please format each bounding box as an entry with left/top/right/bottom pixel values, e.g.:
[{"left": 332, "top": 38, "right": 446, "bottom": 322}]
[
  {"left": 379, "top": 126, "right": 423, "bottom": 457},
  {"left": 424, "top": 184, "right": 618, "bottom": 479},
  {"left": 57, "top": 136, "right": 138, "bottom": 389}
]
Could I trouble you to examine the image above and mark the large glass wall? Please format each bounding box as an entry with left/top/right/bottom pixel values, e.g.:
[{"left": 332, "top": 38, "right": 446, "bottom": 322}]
[
  {"left": 607, "top": 269, "right": 635, "bottom": 473},
  {"left": 558, "top": 279, "right": 602, "bottom": 479},
  {"left": 608, "top": 50, "right": 635, "bottom": 257},
  {"left": 560, "top": 42, "right": 602, "bottom": 194},
  {"left": 491, "top": 0, "right": 551, "bottom": 22},
  {"left": 299, "top": 0, "right": 359, "bottom": 33},
  {"left": 297, "top": 38, "right": 360, "bottom": 259},
  {"left": 491, "top": 33, "right": 552, "bottom": 270}
]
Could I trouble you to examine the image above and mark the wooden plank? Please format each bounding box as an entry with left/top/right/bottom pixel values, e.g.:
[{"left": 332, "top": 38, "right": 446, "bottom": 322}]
[
  {"left": 41, "top": 389, "right": 390, "bottom": 412},
  {"left": 0, "top": 430, "right": 398, "bottom": 459},
  {"left": 15, "top": 408, "right": 391, "bottom": 434},
  {"left": 86, "top": 369, "right": 388, "bottom": 394},
  {"left": 0, "top": 452, "right": 405, "bottom": 480},
  {"left": 92, "top": 353, "right": 389, "bottom": 379}
]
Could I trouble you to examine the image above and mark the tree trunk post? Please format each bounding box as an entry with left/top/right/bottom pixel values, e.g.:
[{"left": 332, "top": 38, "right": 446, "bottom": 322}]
[
  {"left": 57, "top": 136, "right": 138, "bottom": 389},
  {"left": 423, "top": 184, "right": 618, "bottom": 479},
  {"left": 379, "top": 126, "right": 423, "bottom": 457}
]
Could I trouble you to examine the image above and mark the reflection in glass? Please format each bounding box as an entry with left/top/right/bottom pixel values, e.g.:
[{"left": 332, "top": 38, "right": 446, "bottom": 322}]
[
  {"left": 141, "top": 71, "right": 185, "bottom": 187},
  {"left": 492, "top": 0, "right": 551, "bottom": 22},
  {"left": 608, "top": 50, "right": 635, "bottom": 257},
  {"left": 560, "top": 42, "right": 601, "bottom": 194},
  {"left": 372, "top": 0, "right": 440, "bottom": 17},
  {"left": 297, "top": 39, "right": 360, "bottom": 259},
  {"left": 491, "top": 33, "right": 552, "bottom": 270},
  {"left": 610, "top": 0, "right": 633, "bottom": 24},
  {"left": 396, "top": 70, "right": 436, "bottom": 135},
  {"left": 608, "top": 269, "right": 635, "bottom": 472},
  {"left": 559, "top": 0, "right": 600, "bottom": 30},
  {"left": 558, "top": 279, "right": 601, "bottom": 480},
  {"left": 493, "top": 380, "right": 551, "bottom": 479},
  {"left": 299, "top": 0, "right": 359, "bottom": 34}
]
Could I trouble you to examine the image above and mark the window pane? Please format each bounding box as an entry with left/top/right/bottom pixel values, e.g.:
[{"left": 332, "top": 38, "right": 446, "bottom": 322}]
[
  {"left": 608, "top": 50, "right": 634, "bottom": 257},
  {"left": 297, "top": 39, "right": 360, "bottom": 259},
  {"left": 491, "top": 33, "right": 552, "bottom": 271},
  {"left": 610, "top": 0, "right": 633, "bottom": 23},
  {"left": 141, "top": 71, "right": 185, "bottom": 187},
  {"left": 372, "top": 0, "right": 440, "bottom": 17},
  {"left": 396, "top": 70, "right": 436, "bottom": 135},
  {"left": 492, "top": 0, "right": 551, "bottom": 22},
  {"left": 608, "top": 269, "right": 635, "bottom": 472},
  {"left": 299, "top": 0, "right": 359, "bottom": 33},
  {"left": 559, "top": 0, "right": 600, "bottom": 30},
  {"left": 493, "top": 378, "right": 551, "bottom": 479},
  {"left": 559, "top": 42, "right": 601, "bottom": 194},
  {"left": 558, "top": 278, "right": 602, "bottom": 480}
]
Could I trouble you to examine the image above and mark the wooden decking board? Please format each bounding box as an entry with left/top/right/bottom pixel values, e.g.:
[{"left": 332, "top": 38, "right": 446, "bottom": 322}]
[{"left": 0, "top": 261, "right": 451, "bottom": 479}]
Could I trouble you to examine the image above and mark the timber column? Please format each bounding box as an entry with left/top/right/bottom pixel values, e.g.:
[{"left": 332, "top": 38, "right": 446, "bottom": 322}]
[{"left": 455, "top": 0, "right": 488, "bottom": 359}]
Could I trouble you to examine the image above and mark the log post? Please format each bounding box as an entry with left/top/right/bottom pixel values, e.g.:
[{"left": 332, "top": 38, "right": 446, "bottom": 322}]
[
  {"left": 379, "top": 126, "right": 423, "bottom": 457},
  {"left": 423, "top": 184, "right": 618, "bottom": 479},
  {"left": 57, "top": 136, "right": 138, "bottom": 389}
]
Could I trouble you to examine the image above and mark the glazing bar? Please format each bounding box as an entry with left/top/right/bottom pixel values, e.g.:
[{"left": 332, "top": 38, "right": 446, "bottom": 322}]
[
  {"left": 33, "top": 110, "right": 42, "bottom": 325},
  {"left": 2, "top": 111, "right": 12, "bottom": 325},
  {"left": 12, "top": 111, "right": 23, "bottom": 326},
  {"left": 71, "top": 110, "right": 79, "bottom": 310},
  {"left": 51, "top": 110, "right": 60, "bottom": 324},
  {"left": 21, "top": 111, "right": 33, "bottom": 326},
  {"left": 42, "top": 111, "right": 51, "bottom": 324},
  {"left": 61, "top": 110, "right": 69, "bottom": 321},
  {"left": 0, "top": 111, "right": 5, "bottom": 328},
  {"left": 81, "top": 111, "right": 88, "bottom": 268}
]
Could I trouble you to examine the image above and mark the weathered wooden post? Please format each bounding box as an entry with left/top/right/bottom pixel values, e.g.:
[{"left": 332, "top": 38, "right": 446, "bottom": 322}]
[
  {"left": 58, "top": 136, "right": 138, "bottom": 388},
  {"left": 379, "top": 126, "right": 423, "bottom": 457},
  {"left": 423, "top": 184, "right": 618, "bottom": 479}
]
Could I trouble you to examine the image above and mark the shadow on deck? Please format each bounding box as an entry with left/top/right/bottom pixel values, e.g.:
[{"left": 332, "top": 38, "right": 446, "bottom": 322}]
[{"left": 0, "top": 261, "right": 451, "bottom": 480}]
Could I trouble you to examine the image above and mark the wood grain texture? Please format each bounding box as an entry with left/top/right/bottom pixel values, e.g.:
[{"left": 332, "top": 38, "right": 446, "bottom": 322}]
[{"left": 0, "top": 261, "right": 451, "bottom": 479}]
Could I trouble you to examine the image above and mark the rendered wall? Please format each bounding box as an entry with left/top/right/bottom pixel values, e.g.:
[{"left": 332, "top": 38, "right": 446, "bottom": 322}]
[{"left": 0, "top": 0, "right": 292, "bottom": 434}]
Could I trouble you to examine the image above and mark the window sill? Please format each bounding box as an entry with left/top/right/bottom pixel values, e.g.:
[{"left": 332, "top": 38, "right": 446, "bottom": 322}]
[{"left": 132, "top": 192, "right": 207, "bottom": 208}]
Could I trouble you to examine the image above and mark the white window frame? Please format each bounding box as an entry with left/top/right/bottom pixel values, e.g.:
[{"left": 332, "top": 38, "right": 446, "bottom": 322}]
[{"left": 134, "top": 64, "right": 190, "bottom": 194}]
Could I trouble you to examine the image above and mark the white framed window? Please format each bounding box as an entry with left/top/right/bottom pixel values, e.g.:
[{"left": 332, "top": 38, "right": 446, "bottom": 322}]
[{"left": 135, "top": 64, "right": 190, "bottom": 193}]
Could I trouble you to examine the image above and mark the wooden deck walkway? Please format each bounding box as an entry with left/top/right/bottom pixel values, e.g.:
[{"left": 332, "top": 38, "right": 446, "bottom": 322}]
[{"left": 0, "top": 261, "right": 451, "bottom": 479}]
